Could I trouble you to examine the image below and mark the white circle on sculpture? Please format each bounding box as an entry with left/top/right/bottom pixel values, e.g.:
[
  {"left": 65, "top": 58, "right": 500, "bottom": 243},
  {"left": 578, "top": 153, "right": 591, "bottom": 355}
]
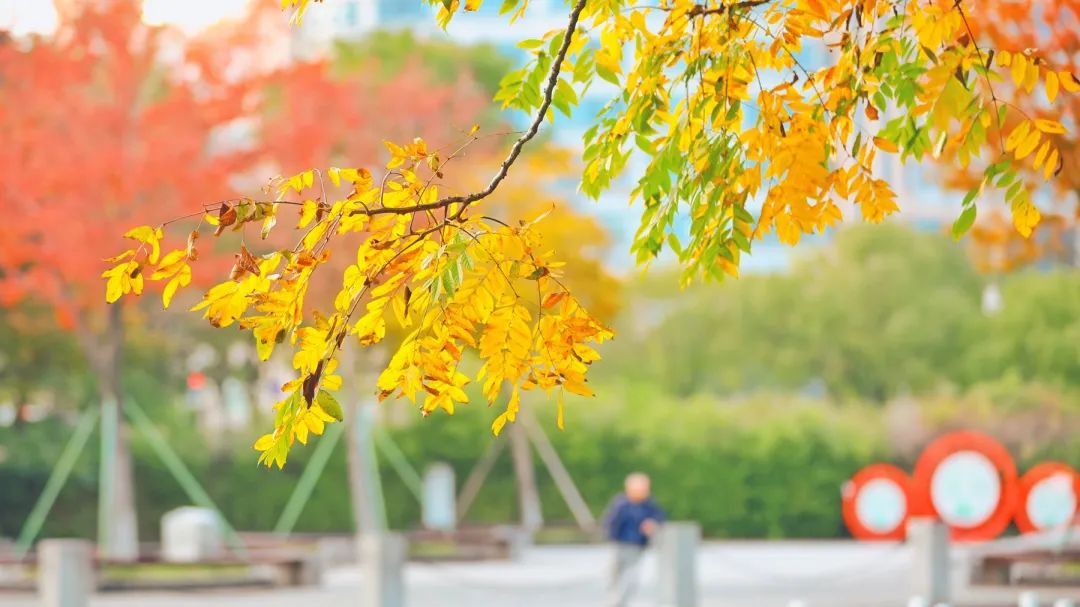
[
  {"left": 1027, "top": 473, "right": 1076, "bottom": 530},
  {"left": 856, "top": 478, "right": 907, "bottom": 533},
  {"left": 930, "top": 450, "right": 1001, "bottom": 528}
]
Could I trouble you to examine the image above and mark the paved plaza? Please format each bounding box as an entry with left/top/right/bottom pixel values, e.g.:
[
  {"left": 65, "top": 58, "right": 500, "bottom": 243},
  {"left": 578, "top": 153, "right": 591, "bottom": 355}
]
[{"left": 4, "top": 541, "right": 1078, "bottom": 607}]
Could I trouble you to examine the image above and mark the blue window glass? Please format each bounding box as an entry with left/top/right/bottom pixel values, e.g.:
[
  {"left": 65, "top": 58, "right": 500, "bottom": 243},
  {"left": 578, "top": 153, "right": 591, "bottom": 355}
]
[
  {"left": 378, "top": 0, "right": 428, "bottom": 23},
  {"left": 343, "top": 1, "right": 359, "bottom": 27}
]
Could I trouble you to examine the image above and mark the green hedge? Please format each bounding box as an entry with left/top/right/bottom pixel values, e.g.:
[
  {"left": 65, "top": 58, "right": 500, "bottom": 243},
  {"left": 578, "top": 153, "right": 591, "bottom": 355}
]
[
  {"left": 0, "top": 389, "right": 889, "bottom": 541},
  {"left": 3, "top": 382, "right": 1075, "bottom": 542}
]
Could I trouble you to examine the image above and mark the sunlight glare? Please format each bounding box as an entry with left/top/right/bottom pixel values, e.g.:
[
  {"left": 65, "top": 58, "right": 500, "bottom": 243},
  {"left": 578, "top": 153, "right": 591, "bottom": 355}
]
[
  {"left": 0, "top": 0, "right": 58, "bottom": 36},
  {"left": 142, "top": 0, "right": 251, "bottom": 34}
]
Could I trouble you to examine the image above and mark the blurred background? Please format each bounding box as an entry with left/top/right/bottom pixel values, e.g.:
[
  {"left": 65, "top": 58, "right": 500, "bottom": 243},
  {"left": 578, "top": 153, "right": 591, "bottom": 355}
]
[{"left": 0, "top": 0, "right": 1078, "bottom": 583}]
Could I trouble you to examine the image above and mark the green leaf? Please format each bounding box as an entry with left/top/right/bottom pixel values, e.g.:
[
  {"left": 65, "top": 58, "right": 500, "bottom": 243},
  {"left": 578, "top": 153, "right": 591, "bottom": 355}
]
[
  {"left": 315, "top": 390, "right": 344, "bottom": 421},
  {"left": 952, "top": 205, "right": 977, "bottom": 239},
  {"left": 666, "top": 233, "right": 683, "bottom": 256},
  {"left": 961, "top": 185, "right": 981, "bottom": 208},
  {"left": 595, "top": 64, "right": 620, "bottom": 86}
]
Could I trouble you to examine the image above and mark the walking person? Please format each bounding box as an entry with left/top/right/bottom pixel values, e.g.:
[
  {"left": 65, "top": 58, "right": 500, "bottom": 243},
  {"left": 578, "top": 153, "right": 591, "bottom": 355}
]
[{"left": 602, "top": 472, "right": 666, "bottom": 607}]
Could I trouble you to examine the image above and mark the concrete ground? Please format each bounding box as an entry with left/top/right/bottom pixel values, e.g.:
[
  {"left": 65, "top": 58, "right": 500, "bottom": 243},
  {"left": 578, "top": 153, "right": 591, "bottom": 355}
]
[{"left": 4, "top": 541, "right": 1079, "bottom": 607}]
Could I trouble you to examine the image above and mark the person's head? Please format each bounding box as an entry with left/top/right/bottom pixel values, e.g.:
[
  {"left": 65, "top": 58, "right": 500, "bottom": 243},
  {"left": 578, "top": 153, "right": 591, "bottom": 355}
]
[{"left": 624, "top": 472, "right": 651, "bottom": 503}]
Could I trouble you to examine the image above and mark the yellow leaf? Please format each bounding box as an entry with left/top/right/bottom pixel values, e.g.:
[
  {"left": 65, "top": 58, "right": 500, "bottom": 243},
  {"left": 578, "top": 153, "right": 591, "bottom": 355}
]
[
  {"left": 105, "top": 272, "right": 124, "bottom": 304},
  {"left": 253, "top": 434, "right": 275, "bottom": 451},
  {"left": 1023, "top": 61, "right": 1039, "bottom": 93},
  {"left": 1011, "top": 199, "right": 1040, "bottom": 237},
  {"left": 505, "top": 387, "right": 520, "bottom": 422},
  {"left": 104, "top": 250, "right": 135, "bottom": 263},
  {"left": 1004, "top": 120, "right": 1030, "bottom": 152},
  {"left": 298, "top": 200, "right": 318, "bottom": 229},
  {"left": 1046, "top": 71, "right": 1059, "bottom": 103},
  {"left": 556, "top": 390, "right": 565, "bottom": 431},
  {"left": 294, "top": 420, "right": 309, "bottom": 445},
  {"left": 124, "top": 225, "right": 161, "bottom": 264},
  {"left": 1011, "top": 55, "right": 1027, "bottom": 87},
  {"left": 123, "top": 225, "right": 157, "bottom": 242},
  {"left": 872, "top": 137, "right": 898, "bottom": 153},
  {"left": 563, "top": 378, "right": 594, "bottom": 397},
  {"left": 151, "top": 251, "right": 187, "bottom": 280},
  {"left": 304, "top": 413, "right": 325, "bottom": 436},
  {"left": 491, "top": 412, "right": 510, "bottom": 437},
  {"left": 1044, "top": 149, "right": 1059, "bottom": 179},
  {"left": 1034, "top": 119, "right": 1066, "bottom": 134},
  {"left": 1014, "top": 128, "right": 1041, "bottom": 160},
  {"left": 465, "top": 0, "right": 481, "bottom": 10},
  {"left": 162, "top": 277, "right": 181, "bottom": 309},
  {"left": 996, "top": 50, "right": 1011, "bottom": 67},
  {"left": 1033, "top": 140, "right": 1051, "bottom": 170},
  {"left": 1060, "top": 71, "right": 1080, "bottom": 93},
  {"left": 130, "top": 271, "right": 144, "bottom": 296},
  {"left": 321, "top": 374, "right": 343, "bottom": 391},
  {"left": 542, "top": 291, "right": 568, "bottom": 309}
]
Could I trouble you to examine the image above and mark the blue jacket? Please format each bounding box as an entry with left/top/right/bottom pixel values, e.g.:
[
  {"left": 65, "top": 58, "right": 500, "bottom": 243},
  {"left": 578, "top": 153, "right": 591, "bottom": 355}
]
[{"left": 603, "top": 494, "right": 666, "bottom": 546}]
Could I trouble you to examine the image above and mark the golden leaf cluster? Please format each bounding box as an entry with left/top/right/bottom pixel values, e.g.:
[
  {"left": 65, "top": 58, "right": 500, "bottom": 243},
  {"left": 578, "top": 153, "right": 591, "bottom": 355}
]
[{"left": 106, "top": 136, "right": 611, "bottom": 466}]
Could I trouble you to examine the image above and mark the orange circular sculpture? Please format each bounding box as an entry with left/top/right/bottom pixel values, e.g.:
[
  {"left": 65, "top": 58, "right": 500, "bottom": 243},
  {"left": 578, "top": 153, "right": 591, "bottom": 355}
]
[
  {"left": 912, "top": 430, "right": 1019, "bottom": 541},
  {"left": 1015, "top": 462, "right": 1080, "bottom": 534},
  {"left": 842, "top": 463, "right": 912, "bottom": 541}
]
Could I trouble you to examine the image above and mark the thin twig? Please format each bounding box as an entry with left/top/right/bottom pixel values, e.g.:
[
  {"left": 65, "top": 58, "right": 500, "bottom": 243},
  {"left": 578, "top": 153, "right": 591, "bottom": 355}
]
[
  {"left": 432, "top": 0, "right": 590, "bottom": 220},
  {"left": 685, "top": 0, "right": 772, "bottom": 18},
  {"left": 952, "top": 0, "right": 1006, "bottom": 154},
  {"left": 327, "top": 0, "right": 586, "bottom": 221}
]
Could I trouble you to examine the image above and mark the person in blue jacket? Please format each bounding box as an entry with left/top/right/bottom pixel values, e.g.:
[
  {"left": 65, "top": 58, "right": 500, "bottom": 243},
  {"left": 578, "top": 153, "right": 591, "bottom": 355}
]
[{"left": 602, "top": 472, "right": 666, "bottom": 607}]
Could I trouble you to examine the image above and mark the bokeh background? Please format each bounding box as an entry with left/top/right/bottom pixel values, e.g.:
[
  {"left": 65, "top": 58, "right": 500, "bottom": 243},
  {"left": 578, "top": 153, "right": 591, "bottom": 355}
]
[{"left": 0, "top": 0, "right": 1077, "bottom": 545}]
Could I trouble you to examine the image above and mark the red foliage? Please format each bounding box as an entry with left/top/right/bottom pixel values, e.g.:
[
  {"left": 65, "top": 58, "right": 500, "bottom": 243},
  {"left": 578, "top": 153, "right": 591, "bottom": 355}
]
[
  {"left": 0, "top": 0, "right": 255, "bottom": 326},
  {"left": 259, "top": 58, "right": 490, "bottom": 177},
  {"left": 0, "top": 0, "right": 493, "bottom": 328}
]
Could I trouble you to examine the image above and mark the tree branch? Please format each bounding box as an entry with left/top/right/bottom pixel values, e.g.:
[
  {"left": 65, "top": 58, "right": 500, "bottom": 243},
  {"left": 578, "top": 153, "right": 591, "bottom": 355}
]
[
  {"left": 686, "top": 0, "right": 772, "bottom": 17},
  {"left": 358, "top": 0, "right": 588, "bottom": 219}
]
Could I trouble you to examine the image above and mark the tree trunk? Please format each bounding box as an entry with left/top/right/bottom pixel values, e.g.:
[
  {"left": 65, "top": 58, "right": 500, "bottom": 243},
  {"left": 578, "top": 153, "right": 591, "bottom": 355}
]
[
  {"left": 509, "top": 421, "right": 543, "bottom": 533},
  {"left": 344, "top": 347, "right": 385, "bottom": 538},
  {"left": 345, "top": 400, "right": 386, "bottom": 536},
  {"left": 85, "top": 305, "right": 139, "bottom": 561}
]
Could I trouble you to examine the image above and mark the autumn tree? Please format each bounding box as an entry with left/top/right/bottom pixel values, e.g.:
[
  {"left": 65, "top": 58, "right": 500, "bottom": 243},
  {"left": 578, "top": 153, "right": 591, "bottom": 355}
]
[
  {"left": 109, "top": 0, "right": 1080, "bottom": 466},
  {"left": 0, "top": 0, "right": 268, "bottom": 558},
  {"left": 934, "top": 0, "right": 1080, "bottom": 269}
]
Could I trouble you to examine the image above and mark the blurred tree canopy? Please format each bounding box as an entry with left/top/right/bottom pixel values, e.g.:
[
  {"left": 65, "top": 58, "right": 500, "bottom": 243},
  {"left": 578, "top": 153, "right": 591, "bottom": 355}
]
[
  {"left": 332, "top": 30, "right": 513, "bottom": 96},
  {"left": 109, "top": 0, "right": 1080, "bottom": 460},
  {"left": 603, "top": 224, "right": 1079, "bottom": 401},
  {"left": 3, "top": 221, "right": 1078, "bottom": 540}
]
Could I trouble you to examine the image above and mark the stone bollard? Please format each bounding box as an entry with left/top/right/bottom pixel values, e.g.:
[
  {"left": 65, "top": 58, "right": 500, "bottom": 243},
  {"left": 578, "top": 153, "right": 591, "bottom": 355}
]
[
  {"left": 161, "top": 506, "right": 223, "bottom": 563},
  {"left": 908, "top": 518, "right": 950, "bottom": 606},
  {"left": 908, "top": 597, "right": 929, "bottom": 607},
  {"left": 359, "top": 533, "right": 407, "bottom": 607},
  {"left": 1018, "top": 592, "right": 1041, "bottom": 607},
  {"left": 38, "top": 539, "right": 94, "bottom": 607},
  {"left": 1052, "top": 599, "right": 1076, "bottom": 607},
  {"left": 421, "top": 462, "right": 456, "bottom": 532},
  {"left": 656, "top": 522, "right": 700, "bottom": 607}
]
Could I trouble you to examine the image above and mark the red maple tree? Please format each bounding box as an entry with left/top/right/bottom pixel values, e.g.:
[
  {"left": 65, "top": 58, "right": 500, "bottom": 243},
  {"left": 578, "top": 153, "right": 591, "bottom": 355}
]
[
  {"left": 0, "top": 0, "right": 260, "bottom": 558},
  {"left": 0, "top": 0, "right": 499, "bottom": 555}
]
